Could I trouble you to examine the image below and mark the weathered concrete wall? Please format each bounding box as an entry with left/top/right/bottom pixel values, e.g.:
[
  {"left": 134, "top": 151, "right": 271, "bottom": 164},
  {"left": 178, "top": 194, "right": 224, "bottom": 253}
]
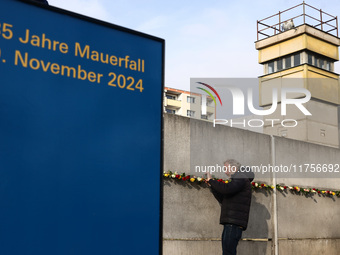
[
  {"left": 163, "top": 178, "right": 340, "bottom": 255},
  {"left": 163, "top": 114, "right": 191, "bottom": 173},
  {"left": 163, "top": 179, "right": 273, "bottom": 254},
  {"left": 274, "top": 136, "right": 340, "bottom": 189},
  {"left": 163, "top": 113, "right": 340, "bottom": 254}
]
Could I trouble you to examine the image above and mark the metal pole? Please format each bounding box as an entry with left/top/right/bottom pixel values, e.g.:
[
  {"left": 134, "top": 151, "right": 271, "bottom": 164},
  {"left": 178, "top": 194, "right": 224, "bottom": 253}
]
[
  {"left": 257, "top": 20, "right": 259, "bottom": 41},
  {"left": 271, "top": 135, "right": 279, "bottom": 255},
  {"left": 320, "top": 9, "right": 323, "bottom": 31},
  {"left": 303, "top": 1, "right": 306, "bottom": 24},
  {"left": 279, "top": 11, "right": 281, "bottom": 33}
]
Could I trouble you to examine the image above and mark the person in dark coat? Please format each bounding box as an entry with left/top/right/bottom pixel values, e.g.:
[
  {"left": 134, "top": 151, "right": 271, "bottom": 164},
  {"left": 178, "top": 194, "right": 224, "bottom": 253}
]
[{"left": 206, "top": 159, "right": 254, "bottom": 255}]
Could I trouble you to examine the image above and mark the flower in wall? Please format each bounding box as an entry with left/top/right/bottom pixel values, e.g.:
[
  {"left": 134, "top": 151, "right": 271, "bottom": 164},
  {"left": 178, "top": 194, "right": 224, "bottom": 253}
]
[
  {"left": 162, "top": 170, "right": 340, "bottom": 199},
  {"left": 182, "top": 176, "right": 190, "bottom": 181}
]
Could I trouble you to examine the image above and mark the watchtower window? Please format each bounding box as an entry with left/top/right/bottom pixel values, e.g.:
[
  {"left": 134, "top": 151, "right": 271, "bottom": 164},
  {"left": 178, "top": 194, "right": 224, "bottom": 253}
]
[
  {"left": 294, "top": 53, "right": 300, "bottom": 66},
  {"left": 306, "top": 52, "right": 334, "bottom": 72},
  {"left": 264, "top": 50, "right": 336, "bottom": 75},
  {"left": 308, "top": 54, "right": 313, "bottom": 65},
  {"left": 265, "top": 53, "right": 301, "bottom": 74},
  {"left": 277, "top": 59, "right": 283, "bottom": 71},
  {"left": 268, "top": 61, "right": 274, "bottom": 74},
  {"left": 285, "top": 56, "right": 291, "bottom": 68}
]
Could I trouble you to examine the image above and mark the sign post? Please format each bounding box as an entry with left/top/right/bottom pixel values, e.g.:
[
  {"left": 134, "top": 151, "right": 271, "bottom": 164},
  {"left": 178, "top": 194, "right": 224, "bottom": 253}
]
[{"left": 0, "top": 1, "right": 164, "bottom": 254}]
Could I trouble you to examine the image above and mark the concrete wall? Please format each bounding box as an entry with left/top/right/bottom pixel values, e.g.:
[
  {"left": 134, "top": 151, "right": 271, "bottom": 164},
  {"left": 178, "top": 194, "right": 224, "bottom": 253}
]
[{"left": 163, "top": 113, "right": 340, "bottom": 254}]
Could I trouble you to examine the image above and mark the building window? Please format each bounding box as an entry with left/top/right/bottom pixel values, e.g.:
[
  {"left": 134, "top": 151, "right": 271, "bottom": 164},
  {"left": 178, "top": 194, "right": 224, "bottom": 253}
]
[
  {"left": 307, "top": 52, "right": 334, "bottom": 71},
  {"left": 308, "top": 54, "right": 313, "bottom": 65},
  {"left": 166, "top": 95, "right": 176, "bottom": 100},
  {"left": 201, "top": 115, "right": 208, "bottom": 120},
  {"left": 187, "top": 110, "right": 195, "bottom": 117},
  {"left": 207, "top": 98, "right": 214, "bottom": 107},
  {"left": 268, "top": 61, "right": 274, "bottom": 74},
  {"left": 277, "top": 59, "right": 283, "bottom": 71},
  {"left": 187, "top": 96, "right": 195, "bottom": 103},
  {"left": 316, "top": 57, "right": 322, "bottom": 68},
  {"left": 325, "top": 61, "right": 330, "bottom": 71},
  {"left": 285, "top": 56, "right": 291, "bottom": 68},
  {"left": 166, "top": 109, "right": 175, "bottom": 114},
  {"left": 294, "top": 53, "right": 300, "bottom": 66},
  {"left": 266, "top": 51, "right": 334, "bottom": 75}
]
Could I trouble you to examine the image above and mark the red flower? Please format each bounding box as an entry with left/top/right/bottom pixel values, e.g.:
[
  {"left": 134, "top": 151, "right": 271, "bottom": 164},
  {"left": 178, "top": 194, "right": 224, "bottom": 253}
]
[
  {"left": 175, "top": 174, "right": 180, "bottom": 179},
  {"left": 284, "top": 186, "right": 287, "bottom": 189},
  {"left": 218, "top": 179, "right": 223, "bottom": 182},
  {"left": 261, "top": 183, "right": 265, "bottom": 187},
  {"left": 252, "top": 182, "right": 255, "bottom": 186},
  {"left": 318, "top": 191, "right": 321, "bottom": 194}
]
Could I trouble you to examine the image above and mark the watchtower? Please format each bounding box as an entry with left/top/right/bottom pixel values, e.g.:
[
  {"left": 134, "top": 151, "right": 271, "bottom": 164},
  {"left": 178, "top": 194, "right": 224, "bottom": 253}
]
[{"left": 256, "top": 2, "right": 340, "bottom": 147}]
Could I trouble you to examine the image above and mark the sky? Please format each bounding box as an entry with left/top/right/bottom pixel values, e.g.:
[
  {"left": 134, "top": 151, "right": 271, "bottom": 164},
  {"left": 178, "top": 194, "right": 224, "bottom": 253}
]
[{"left": 48, "top": 0, "right": 340, "bottom": 91}]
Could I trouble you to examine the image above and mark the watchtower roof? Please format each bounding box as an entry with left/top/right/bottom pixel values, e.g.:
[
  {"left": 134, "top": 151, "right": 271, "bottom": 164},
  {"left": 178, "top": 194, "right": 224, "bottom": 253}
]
[{"left": 257, "top": 2, "right": 338, "bottom": 41}]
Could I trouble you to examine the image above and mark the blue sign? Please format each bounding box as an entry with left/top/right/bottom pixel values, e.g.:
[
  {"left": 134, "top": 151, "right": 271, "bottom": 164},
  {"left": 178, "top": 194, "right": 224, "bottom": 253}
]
[{"left": 0, "top": 1, "right": 164, "bottom": 254}]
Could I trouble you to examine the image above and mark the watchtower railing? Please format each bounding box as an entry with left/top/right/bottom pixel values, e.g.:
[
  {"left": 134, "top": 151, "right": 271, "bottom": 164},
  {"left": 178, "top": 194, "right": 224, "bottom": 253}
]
[{"left": 257, "top": 1, "right": 338, "bottom": 40}]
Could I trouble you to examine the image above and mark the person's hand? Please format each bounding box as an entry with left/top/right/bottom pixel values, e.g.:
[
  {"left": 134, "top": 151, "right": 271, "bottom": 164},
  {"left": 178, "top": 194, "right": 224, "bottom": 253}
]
[{"left": 206, "top": 171, "right": 212, "bottom": 182}]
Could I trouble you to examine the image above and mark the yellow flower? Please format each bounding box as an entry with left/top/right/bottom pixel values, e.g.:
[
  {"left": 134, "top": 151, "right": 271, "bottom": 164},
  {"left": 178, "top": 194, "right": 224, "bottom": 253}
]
[
  {"left": 294, "top": 186, "right": 300, "bottom": 191},
  {"left": 322, "top": 191, "right": 325, "bottom": 194},
  {"left": 332, "top": 192, "right": 336, "bottom": 196},
  {"left": 225, "top": 180, "right": 229, "bottom": 184},
  {"left": 164, "top": 174, "right": 169, "bottom": 177},
  {"left": 190, "top": 178, "right": 195, "bottom": 182},
  {"left": 271, "top": 185, "right": 275, "bottom": 189}
]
